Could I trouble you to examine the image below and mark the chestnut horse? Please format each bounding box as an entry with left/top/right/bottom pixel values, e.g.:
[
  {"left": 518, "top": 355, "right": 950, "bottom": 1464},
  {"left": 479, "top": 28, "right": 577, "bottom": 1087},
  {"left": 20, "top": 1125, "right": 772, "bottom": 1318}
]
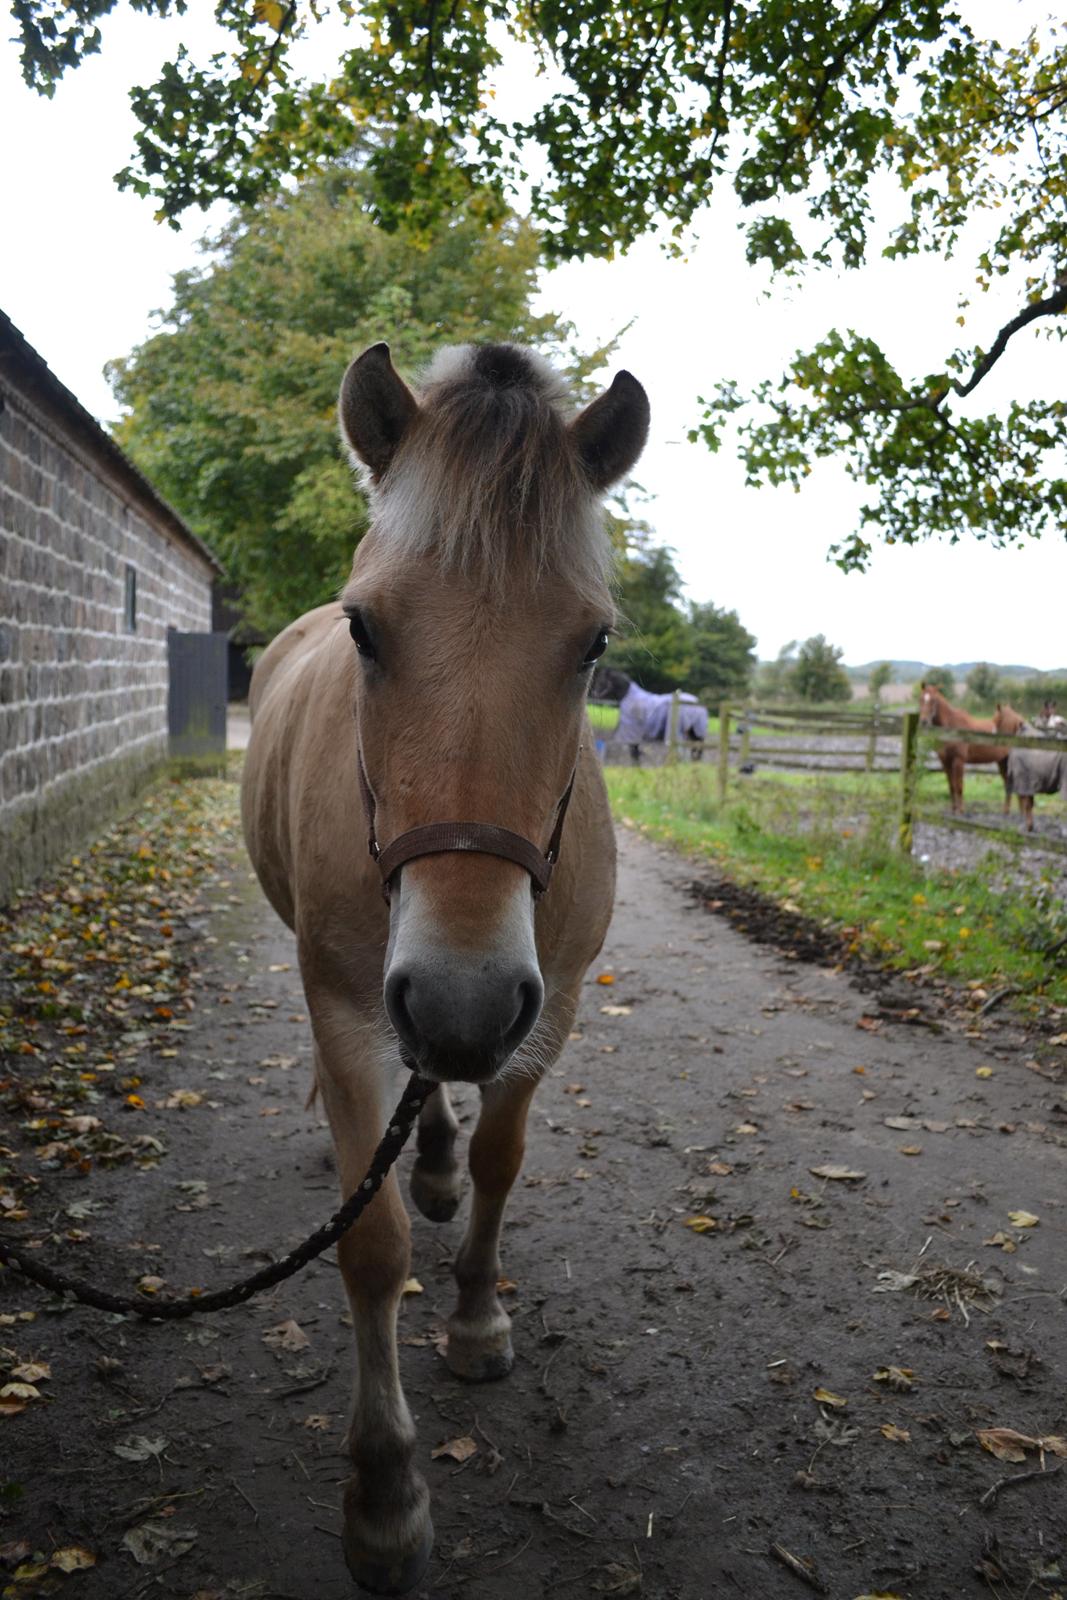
[
  {"left": 242, "top": 343, "right": 648, "bottom": 1593},
  {"left": 918, "top": 682, "right": 1009, "bottom": 814}
]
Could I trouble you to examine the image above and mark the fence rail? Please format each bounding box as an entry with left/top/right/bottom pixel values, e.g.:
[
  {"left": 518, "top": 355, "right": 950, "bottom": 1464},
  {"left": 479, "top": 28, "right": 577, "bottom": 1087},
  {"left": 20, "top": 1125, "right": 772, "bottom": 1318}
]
[{"left": 591, "top": 694, "right": 1067, "bottom": 859}]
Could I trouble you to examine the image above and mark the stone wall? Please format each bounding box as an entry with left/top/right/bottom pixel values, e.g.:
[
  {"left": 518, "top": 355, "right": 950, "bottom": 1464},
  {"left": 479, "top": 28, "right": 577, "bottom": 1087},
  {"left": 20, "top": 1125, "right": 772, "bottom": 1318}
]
[{"left": 0, "top": 329, "right": 217, "bottom": 903}]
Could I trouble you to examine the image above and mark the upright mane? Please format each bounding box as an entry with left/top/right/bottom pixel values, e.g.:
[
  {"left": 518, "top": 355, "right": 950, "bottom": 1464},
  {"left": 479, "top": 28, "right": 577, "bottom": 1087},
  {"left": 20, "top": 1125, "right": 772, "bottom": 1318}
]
[{"left": 364, "top": 344, "right": 612, "bottom": 601}]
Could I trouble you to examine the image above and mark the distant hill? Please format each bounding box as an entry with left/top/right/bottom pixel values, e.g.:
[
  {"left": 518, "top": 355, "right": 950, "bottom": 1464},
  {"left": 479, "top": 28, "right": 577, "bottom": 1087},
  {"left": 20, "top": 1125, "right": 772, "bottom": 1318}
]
[{"left": 845, "top": 660, "right": 1067, "bottom": 683}]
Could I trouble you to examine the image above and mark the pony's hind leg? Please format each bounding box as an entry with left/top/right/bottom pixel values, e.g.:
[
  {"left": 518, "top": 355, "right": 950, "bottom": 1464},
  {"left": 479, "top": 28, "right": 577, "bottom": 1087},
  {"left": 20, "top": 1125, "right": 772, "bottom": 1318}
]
[
  {"left": 445, "top": 1070, "right": 540, "bottom": 1382},
  {"left": 309, "top": 991, "right": 433, "bottom": 1595},
  {"left": 409, "top": 1084, "right": 463, "bottom": 1222}
]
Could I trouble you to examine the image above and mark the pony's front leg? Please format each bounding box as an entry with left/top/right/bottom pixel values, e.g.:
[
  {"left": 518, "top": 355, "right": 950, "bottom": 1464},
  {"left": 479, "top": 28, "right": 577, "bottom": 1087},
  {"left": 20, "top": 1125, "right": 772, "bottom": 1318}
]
[
  {"left": 311, "top": 997, "right": 432, "bottom": 1595},
  {"left": 409, "top": 1085, "right": 463, "bottom": 1223},
  {"left": 445, "top": 1071, "right": 539, "bottom": 1382}
]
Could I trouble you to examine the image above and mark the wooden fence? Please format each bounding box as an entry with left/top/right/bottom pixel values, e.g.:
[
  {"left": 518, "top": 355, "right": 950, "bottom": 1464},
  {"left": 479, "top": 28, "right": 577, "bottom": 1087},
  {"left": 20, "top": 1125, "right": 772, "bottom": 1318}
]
[{"left": 593, "top": 695, "right": 1067, "bottom": 858}]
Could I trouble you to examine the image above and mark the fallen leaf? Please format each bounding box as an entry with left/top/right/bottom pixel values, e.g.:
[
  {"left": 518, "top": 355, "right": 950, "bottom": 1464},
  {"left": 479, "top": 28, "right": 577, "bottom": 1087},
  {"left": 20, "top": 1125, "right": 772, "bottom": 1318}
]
[
  {"left": 121, "top": 1522, "right": 198, "bottom": 1565},
  {"left": 873, "top": 1367, "right": 915, "bottom": 1392},
  {"left": 976, "top": 1067, "right": 994, "bottom": 1079},
  {"left": 431, "top": 1435, "right": 477, "bottom": 1463},
  {"left": 810, "top": 1165, "right": 866, "bottom": 1182},
  {"left": 164, "top": 1089, "right": 202, "bottom": 1109},
  {"left": 976, "top": 1428, "right": 1031, "bottom": 1463},
  {"left": 595, "top": 973, "right": 615, "bottom": 986},
  {"left": 303, "top": 1414, "right": 332, "bottom": 1431},
  {"left": 899, "top": 1145, "right": 923, "bottom": 1156},
  {"left": 137, "top": 1275, "right": 165, "bottom": 1296},
  {"left": 880, "top": 1424, "right": 910, "bottom": 1444},
  {"left": 813, "top": 1387, "right": 848, "bottom": 1409},
  {"left": 1008, "top": 1210, "right": 1039, "bottom": 1228},
  {"left": 402, "top": 1278, "right": 424, "bottom": 1296},
  {"left": 9, "top": 1362, "right": 50, "bottom": 1384},
  {"left": 884, "top": 1117, "right": 917, "bottom": 1130},
  {"left": 114, "top": 1435, "right": 167, "bottom": 1463},
  {"left": 683, "top": 1215, "right": 718, "bottom": 1234},
  {"left": 0, "top": 1383, "right": 41, "bottom": 1403},
  {"left": 984, "top": 1232, "right": 1017, "bottom": 1252},
  {"left": 50, "top": 1547, "right": 96, "bottom": 1572},
  {"left": 600, "top": 1005, "right": 632, "bottom": 1017},
  {"left": 262, "top": 1319, "right": 309, "bottom": 1352}
]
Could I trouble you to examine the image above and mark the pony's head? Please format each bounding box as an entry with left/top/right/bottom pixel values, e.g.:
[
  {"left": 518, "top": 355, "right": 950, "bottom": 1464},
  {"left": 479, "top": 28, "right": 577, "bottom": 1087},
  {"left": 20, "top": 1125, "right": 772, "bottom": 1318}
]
[
  {"left": 918, "top": 682, "right": 943, "bottom": 726},
  {"left": 590, "top": 665, "right": 633, "bottom": 704},
  {"left": 993, "top": 702, "right": 1027, "bottom": 735},
  {"left": 338, "top": 342, "right": 648, "bottom": 1083}
]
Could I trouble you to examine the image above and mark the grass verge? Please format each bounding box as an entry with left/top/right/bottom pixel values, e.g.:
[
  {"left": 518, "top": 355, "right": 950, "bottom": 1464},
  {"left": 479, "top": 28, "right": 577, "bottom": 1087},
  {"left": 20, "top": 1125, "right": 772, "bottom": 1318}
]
[{"left": 604, "top": 764, "right": 1067, "bottom": 1009}]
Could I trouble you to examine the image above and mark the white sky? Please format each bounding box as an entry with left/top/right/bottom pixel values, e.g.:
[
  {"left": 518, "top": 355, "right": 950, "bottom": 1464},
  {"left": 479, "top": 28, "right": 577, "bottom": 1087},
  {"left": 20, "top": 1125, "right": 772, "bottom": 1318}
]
[{"left": 1, "top": 4, "right": 1063, "bottom": 670}]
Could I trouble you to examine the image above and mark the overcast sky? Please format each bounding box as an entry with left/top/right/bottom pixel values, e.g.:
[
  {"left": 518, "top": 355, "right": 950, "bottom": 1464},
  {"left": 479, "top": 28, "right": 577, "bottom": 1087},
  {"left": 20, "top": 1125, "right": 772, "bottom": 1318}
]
[{"left": 2, "top": 3, "right": 1062, "bottom": 669}]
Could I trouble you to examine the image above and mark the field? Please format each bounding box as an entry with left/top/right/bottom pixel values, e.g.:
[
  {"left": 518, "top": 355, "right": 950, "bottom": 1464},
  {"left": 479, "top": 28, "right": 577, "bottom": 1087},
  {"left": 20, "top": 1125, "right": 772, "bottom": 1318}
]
[{"left": 603, "top": 762, "right": 1067, "bottom": 1011}]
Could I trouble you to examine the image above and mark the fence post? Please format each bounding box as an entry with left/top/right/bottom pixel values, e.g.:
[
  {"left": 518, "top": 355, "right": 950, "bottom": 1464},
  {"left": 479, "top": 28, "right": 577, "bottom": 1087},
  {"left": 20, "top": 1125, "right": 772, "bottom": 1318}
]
[
  {"left": 898, "top": 709, "right": 919, "bottom": 853},
  {"left": 665, "top": 690, "right": 680, "bottom": 765},
  {"left": 739, "top": 707, "right": 751, "bottom": 767},
  {"left": 866, "top": 704, "right": 878, "bottom": 773},
  {"left": 718, "top": 702, "right": 731, "bottom": 805}
]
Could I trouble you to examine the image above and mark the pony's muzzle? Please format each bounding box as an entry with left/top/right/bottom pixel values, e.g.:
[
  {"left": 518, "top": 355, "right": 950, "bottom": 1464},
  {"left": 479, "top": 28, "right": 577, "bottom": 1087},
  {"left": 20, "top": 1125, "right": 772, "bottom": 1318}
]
[{"left": 384, "top": 960, "right": 544, "bottom": 1084}]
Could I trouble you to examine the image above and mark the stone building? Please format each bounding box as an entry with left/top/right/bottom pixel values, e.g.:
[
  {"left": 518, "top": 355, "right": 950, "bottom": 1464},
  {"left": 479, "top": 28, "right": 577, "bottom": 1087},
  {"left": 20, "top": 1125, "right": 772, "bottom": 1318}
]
[{"left": 0, "top": 311, "right": 220, "bottom": 903}]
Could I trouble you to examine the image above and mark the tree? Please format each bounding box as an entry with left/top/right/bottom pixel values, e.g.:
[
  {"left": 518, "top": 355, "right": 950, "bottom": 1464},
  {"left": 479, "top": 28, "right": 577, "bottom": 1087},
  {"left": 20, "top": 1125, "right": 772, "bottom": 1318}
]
[
  {"left": 789, "top": 635, "right": 853, "bottom": 703},
  {"left": 687, "top": 602, "right": 756, "bottom": 706},
  {"left": 919, "top": 665, "right": 956, "bottom": 696},
  {"left": 755, "top": 642, "right": 798, "bottom": 703},
  {"left": 18, "top": 3, "right": 1067, "bottom": 568},
  {"left": 965, "top": 662, "right": 1000, "bottom": 706},
  {"left": 608, "top": 528, "right": 693, "bottom": 693},
  {"left": 108, "top": 163, "right": 600, "bottom": 635},
  {"left": 868, "top": 662, "right": 893, "bottom": 703}
]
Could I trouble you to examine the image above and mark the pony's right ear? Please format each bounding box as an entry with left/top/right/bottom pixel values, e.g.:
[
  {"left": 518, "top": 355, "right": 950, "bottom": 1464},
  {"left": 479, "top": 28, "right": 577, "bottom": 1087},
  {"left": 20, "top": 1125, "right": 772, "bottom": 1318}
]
[
  {"left": 339, "top": 343, "right": 419, "bottom": 479},
  {"left": 569, "top": 370, "right": 650, "bottom": 490}
]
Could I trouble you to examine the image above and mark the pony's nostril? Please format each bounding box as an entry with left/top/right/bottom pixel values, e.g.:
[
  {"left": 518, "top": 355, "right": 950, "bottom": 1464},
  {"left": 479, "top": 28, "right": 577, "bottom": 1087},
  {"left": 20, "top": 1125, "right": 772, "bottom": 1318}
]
[
  {"left": 384, "top": 970, "right": 415, "bottom": 1046},
  {"left": 506, "top": 976, "right": 544, "bottom": 1050}
]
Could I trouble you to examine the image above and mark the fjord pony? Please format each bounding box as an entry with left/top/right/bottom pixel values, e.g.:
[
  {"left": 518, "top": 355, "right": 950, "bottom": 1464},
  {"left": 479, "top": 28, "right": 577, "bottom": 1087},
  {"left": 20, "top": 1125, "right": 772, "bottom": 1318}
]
[
  {"left": 918, "top": 682, "right": 1009, "bottom": 814},
  {"left": 242, "top": 343, "right": 648, "bottom": 1593}
]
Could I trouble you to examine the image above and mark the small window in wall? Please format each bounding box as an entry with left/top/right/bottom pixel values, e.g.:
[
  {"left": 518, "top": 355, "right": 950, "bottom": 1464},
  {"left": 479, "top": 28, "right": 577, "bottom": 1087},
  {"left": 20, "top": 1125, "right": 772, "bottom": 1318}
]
[{"left": 124, "top": 565, "right": 137, "bottom": 633}]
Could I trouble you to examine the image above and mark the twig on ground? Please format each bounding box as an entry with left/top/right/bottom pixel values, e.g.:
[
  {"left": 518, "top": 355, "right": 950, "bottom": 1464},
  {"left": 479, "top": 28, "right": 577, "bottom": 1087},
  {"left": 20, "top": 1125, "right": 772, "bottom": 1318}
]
[
  {"left": 230, "top": 1475, "right": 260, "bottom": 1524},
  {"left": 980, "top": 986, "right": 1021, "bottom": 1016},
  {"left": 482, "top": 1533, "right": 534, "bottom": 1574},
  {"left": 979, "top": 1461, "right": 1064, "bottom": 1509},
  {"left": 769, "top": 1541, "right": 829, "bottom": 1593}
]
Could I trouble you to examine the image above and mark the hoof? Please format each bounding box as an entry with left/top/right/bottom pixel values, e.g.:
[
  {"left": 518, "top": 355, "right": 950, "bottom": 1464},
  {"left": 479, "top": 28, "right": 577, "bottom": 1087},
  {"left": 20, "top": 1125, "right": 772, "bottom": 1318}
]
[
  {"left": 445, "top": 1325, "right": 515, "bottom": 1383},
  {"left": 409, "top": 1162, "right": 463, "bottom": 1224},
  {"left": 345, "top": 1524, "right": 434, "bottom": 1596}
]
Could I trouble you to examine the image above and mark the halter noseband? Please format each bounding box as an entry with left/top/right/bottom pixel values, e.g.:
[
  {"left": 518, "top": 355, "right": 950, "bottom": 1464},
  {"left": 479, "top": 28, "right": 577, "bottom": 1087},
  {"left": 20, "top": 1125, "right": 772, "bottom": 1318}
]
[{"left": 357, "top": 749, "right": 578, "bottom": 902}]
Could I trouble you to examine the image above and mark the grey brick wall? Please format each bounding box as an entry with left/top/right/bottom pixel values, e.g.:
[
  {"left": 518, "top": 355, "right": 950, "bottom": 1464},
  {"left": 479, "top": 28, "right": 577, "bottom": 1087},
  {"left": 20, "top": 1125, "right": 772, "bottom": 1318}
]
[{"left": 0, "top": 377, "right": 215, "bottom": 903}]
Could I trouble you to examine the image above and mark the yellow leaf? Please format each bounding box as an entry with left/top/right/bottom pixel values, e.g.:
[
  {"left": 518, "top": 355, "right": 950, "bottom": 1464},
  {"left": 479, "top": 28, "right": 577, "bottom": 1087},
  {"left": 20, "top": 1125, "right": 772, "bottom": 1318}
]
[
  {"left": 255, "top": 0, "right": 287, "bottom": 29},
  {"left": 976, "top": 1066, "right": 993, "bottom": 1079},
  {"left": 0, "top": 1383, "right": 41, "bottom": 1401},
  {"left": 595, "top": 973, "right": 615, "bottom": 985},
  {"left": 431, "top": 1434, "right": 477, "bottom": 1463},
  {"left": 813, "top": 1387, "right": 848, "bottom": 1409},
  {"left": 10, "top": 1362, "right": 50, "bottom": 1384},
  {"left": 977, "top": 1428, "right": 1032, "bottom": 1462},
  {"left": 873, "top": 1367, "right": 914, "bottom": 1392},
  {"left": 51, "top": 1547, "right": 96, "bottom": 1572},
  {"left": 683, "top": 1215, "right": 718, "bottom": 1234},
  {"left": 880, "top": 1424, "right": 910, "bottom": 1443},
  {"left": 402, "top": 1277, "right": 424, "bottom": 1296},
  {"left": 1008, "top": 1210, "right": 1039, "bottom": 1228},
  {"left": 137, "top": 1275, "right": 165, "bottom": 1296}
]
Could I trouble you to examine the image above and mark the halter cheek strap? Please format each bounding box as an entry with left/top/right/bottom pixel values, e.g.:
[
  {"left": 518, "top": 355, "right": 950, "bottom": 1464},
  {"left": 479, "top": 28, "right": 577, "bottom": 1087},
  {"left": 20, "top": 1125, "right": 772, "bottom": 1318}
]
[{"left": 357, "top": 749, "right": 578, "bottom": 902}]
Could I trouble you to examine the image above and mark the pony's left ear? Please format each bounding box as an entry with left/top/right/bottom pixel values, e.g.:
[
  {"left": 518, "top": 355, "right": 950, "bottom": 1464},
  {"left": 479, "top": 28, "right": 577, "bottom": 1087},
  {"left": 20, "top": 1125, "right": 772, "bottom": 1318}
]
[
  {"left": 569, "top": 371, "right": 650, "bottom": 490},
  {"left": 339, "top": 343, "right": 420, "bottom": 479}
]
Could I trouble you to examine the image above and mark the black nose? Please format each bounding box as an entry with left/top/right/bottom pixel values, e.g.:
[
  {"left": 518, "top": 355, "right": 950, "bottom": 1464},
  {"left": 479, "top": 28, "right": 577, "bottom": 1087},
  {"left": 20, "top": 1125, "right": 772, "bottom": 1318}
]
[{"left": 384, "top": 962, "right": 544, "bottom": 1082}]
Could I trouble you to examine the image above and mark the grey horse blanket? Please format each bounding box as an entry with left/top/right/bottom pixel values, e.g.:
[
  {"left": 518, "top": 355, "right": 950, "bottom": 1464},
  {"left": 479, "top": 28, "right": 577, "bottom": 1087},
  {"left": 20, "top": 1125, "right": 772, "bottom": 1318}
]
[
  {"left": 1007, "top": 748, "right": 1067, "bottom": 798},
  {"left": 616, "top": 684, "right": 709, "bottom": 745}
]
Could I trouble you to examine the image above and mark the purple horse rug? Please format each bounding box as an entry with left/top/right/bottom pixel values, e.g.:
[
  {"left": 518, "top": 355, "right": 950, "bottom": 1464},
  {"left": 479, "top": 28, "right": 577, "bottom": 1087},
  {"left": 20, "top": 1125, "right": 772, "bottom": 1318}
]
[{"left": 616, "top": 684, "right": 709, "bottom": 745}]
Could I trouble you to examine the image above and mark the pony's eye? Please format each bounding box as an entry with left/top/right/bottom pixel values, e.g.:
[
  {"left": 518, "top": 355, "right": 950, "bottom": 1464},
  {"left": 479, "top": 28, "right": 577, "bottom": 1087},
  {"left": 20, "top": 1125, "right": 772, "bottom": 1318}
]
[
  {"left": 347, "top": 612, "right": 376, "bottom": 660},
  {"left": 581, "top": 631, "right": 610, "bottom": 671}
]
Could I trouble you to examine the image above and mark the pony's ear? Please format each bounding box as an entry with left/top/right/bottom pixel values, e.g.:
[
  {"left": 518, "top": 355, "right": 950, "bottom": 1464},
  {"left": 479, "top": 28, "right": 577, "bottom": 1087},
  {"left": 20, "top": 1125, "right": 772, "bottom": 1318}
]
[
  {"left": 569, "top": 370, "right": 650, "bottom": 490},
  {"left": 339, "top": 343, "right": 419, "bottom": 479}
]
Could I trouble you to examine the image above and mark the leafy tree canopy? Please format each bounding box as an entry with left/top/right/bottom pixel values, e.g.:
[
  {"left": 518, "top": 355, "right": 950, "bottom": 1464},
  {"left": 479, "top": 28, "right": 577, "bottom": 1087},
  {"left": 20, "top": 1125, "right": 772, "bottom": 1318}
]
[
  {"left": 107, "top": 162, "right": 607, "bottom": 636},
  {"left": 789, "top": 634, "right": 853, "bottom": 703},
  {"left": 18, "top": 1, "right": 1067, "bottom": 569},
  {"left": 965, "top": 661, "right": 1001, "bottom": 705},
  {"left": 686, "top": 600, "right": 757, "bottom": 706},
  {"left": 608, "top": 525, "right": 694, "bottom": 693},
  {"left": 868, "top": 661, "right": 893, "bottom": 700}
]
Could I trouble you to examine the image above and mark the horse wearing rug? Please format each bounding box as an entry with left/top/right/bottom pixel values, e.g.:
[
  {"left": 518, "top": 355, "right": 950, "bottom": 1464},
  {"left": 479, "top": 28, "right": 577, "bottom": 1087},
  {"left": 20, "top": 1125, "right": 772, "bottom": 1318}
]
[
  {"left": 993, "top": 703, "right": 1067, "bottom": 831},
  {"left": 242, "top": 342, "right": 648, "bottom": 1594},
  {"left": 918, "top": 682, "right": 1010, "bottom": 814},
  {"left": 593, "top": 665, "right": 709, "bottom": 761}
]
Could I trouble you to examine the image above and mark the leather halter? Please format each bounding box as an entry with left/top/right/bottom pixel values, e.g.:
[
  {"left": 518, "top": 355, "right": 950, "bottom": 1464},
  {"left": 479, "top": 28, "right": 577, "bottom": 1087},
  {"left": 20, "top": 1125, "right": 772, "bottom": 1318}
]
[{"left": 357, "top": 748, "right": 578, "bottom": 902}]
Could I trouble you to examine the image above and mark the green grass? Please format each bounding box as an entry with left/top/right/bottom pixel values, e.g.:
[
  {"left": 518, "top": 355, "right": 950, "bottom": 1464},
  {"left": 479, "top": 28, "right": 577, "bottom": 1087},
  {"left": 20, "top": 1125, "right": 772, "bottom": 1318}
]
[{"left": 603, "top": 764, "right": 1067, "bottom": 1008}]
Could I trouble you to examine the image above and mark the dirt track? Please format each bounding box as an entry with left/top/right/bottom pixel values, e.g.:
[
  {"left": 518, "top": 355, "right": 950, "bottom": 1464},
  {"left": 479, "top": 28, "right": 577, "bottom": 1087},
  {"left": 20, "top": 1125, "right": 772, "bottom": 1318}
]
[{"left": 3, "top": 826, "right": 1066, "bottom": 1600}]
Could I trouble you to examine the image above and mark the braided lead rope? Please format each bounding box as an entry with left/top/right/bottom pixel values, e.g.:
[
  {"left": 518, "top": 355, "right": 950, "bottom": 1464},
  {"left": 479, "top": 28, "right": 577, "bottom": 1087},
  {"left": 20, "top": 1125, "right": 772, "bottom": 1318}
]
[{"left": 0, "top": 1074, "right": 433, "bottom": 1322}]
